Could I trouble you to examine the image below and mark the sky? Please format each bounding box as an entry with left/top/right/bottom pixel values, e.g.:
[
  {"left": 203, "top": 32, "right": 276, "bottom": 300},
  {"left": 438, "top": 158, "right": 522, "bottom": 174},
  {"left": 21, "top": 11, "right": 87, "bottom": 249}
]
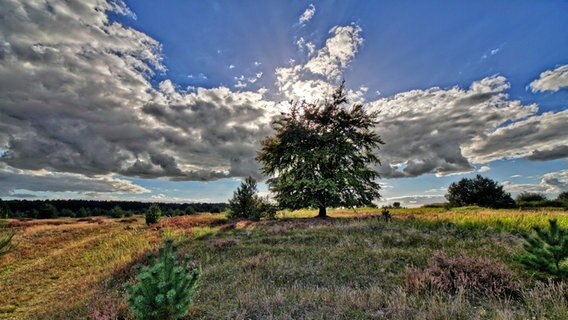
[{"left": 0, "top": 0, "right": 567, "bottom": 206}]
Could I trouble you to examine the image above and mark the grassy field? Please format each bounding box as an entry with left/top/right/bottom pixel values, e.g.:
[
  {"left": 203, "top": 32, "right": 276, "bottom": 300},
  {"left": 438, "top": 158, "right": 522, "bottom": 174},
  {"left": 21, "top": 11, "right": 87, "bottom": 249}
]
[{"left": 1, "top": 207, "right": 567, "bottom": 319}]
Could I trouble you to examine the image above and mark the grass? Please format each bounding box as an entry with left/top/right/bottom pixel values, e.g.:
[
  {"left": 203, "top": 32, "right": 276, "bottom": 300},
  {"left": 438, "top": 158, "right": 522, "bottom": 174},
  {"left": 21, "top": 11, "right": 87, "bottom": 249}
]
[{"left": 0, "top": 208, "right": 567, "bottom": 319}]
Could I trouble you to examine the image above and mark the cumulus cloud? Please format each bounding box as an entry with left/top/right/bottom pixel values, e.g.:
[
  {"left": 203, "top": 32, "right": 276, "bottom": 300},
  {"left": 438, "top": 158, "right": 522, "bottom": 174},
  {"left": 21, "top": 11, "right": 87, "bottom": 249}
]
[
  {"left": 529, "top": 65, "right": 568, "bottom": 93},
  {"left": 377, "top": 194, "right": 447, "bottom": 208},
  {"left": 299, "top": 4, "right": 316, "bottom": 25},
  {"left": 368, "top": 75, "right": 545, "bottom": 178},
  {"left": 276, "top": 24, "right": 364, "bottom": 102},
  {"left": 503, "top": 170, "right": 568, "bottom": 195}
]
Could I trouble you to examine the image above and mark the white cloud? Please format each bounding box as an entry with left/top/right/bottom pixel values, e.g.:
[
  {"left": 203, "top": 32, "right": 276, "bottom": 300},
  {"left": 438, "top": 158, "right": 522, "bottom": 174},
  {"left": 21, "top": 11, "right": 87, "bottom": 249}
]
[
  {"left": 529, "top": 65, "right": 568, "bottom": 92},
  {"left": 478, "top": 165, "right": 491, "bottom": 173},
  {"left": 503, "top": 170, "right": 568, "bottom": 196},
  {"left": 299, "top": 4, "right": 316, "bottom": 25}
]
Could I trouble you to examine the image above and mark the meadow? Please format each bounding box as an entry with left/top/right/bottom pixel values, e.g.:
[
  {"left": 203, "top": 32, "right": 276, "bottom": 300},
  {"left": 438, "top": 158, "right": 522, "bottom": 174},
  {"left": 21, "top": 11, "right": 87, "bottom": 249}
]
[{"left": 1, "top": 207, "right": 567, "bottom": 319}]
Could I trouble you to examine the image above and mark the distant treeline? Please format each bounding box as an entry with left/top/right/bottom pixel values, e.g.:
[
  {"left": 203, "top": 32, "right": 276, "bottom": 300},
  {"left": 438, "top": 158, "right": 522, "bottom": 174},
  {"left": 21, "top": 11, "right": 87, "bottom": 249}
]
[{"left": 0, "top": 199, "right": 228, "bottom": 219}]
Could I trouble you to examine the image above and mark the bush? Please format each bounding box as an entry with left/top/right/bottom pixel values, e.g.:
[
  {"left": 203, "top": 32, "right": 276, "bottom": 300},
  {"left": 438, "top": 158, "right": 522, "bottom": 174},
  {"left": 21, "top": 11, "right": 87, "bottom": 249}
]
[
  {"left": 37, "top": 204, "right": 58, "bottom": 219},
  {"left": 185, "top": 206, "right": 196, "bottom": 215},
  {"left": 516, "top": 192, "right": 547, "bottom": 202},
  {"left": 405, "top": 252, "right": 521, "bottom": 299},
  {"left": 109, "top": 206, "right": 124, "bottom": 219},
  {"left": 145, "top": 205, "right": 161, "bottom": 225},
  {"left": 127, "top": 240, "right": 199, "bottom": 320},
  {"left": 519, "top": 219, "right": 568, "bottom": 280},
  {"left": 392, "top": 202, "right": 401, "bottom": 208},
  {"left": 445, "top": 175, "right": 514, "bottom": 208},
  {"left": 76, "top": 208, "right": 89, "bottom": 218}
]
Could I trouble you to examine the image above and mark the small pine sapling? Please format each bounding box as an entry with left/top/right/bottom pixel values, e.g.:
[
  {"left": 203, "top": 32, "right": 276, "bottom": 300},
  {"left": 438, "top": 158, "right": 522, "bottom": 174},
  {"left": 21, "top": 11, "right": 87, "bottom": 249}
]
[
  {"left": 519, "top": 219, "right": 568, "bottom": 280},
  {"left": 127, "top": 240, "right": 200, "bottom": 320},
  {"left": 145, "top": 204, "right": 162, "bottom": 225}
]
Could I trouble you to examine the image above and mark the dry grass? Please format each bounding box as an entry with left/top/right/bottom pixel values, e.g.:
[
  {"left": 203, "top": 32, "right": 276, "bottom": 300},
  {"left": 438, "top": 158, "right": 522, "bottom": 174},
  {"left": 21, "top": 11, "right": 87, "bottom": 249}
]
[{"left": 1, "top": 208, "right": 567, "bottom": 319}]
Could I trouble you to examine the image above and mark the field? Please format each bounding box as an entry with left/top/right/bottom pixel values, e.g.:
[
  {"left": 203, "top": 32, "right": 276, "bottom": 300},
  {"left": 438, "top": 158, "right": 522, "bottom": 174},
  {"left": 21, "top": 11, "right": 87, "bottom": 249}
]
[{"left": 1, "top": 207, "right": 567, "bottom": 319}]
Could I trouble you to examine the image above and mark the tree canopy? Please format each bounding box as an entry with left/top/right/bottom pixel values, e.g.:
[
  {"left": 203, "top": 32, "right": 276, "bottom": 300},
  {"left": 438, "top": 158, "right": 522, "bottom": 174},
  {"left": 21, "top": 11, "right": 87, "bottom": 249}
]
[
  {"left": 257, "top": 83, "right": 384, "bottom": 218},
  {"left": 445, "top": 175, "right": 514, "bottom": 208}
]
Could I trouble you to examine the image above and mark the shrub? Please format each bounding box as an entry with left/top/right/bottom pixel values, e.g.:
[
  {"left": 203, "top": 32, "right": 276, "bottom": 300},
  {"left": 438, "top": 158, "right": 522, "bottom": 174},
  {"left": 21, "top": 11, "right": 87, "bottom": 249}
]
[
  {"left": 76, "top": 208, "right": 89, "bottom": 218},
  {"left": 37, "top": 204, "right": 58, "bottom": 219},
  {"left": 185, "top": 206, "right": 196, "bottom": 215},
  {"left": 109, "top": 206, "right": 124, "bottom": 219},
  {"left": 127, "top": 240, "right": 199, "bottom": 320},
  {"left": 445, "top": 175, "right": 515, "bottom": 208},
  {"left": 145, "top": 205, "right": 161, "bottom": 225},
  {"left": 392, "top": 202, "right": 401, "bottom": 208},
  {"left": 519, "top": 219, "right": 568, "bottom": 280},
  {"left": 405, "top": 252, "right": 521, "bottom": 299},
  {"left": 516, "top": 192, "right": 547, "bottom": 203}
]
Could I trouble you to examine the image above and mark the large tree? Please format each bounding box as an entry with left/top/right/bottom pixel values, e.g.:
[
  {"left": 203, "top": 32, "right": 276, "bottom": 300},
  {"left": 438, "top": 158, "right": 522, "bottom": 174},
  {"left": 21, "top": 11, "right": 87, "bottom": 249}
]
[
  {"left": 445, "top": 175, "right": 514, "bottom": 208},
  {"left": 257, "top": 83, "right": 384, "bottom": 218}
]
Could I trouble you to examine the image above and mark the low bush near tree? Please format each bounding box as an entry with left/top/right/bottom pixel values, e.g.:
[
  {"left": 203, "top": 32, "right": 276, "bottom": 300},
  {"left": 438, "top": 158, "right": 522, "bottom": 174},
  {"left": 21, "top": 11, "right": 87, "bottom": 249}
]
[{"left": 127, "top": 239, "right": 200, "bottom": 320}]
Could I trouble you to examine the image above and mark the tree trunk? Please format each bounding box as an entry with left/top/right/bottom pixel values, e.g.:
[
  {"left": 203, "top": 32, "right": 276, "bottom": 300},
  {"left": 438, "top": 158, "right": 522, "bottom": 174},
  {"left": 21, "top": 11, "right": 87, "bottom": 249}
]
[{"left": 318, "top": 206, "right": 327, "bottom": 218}]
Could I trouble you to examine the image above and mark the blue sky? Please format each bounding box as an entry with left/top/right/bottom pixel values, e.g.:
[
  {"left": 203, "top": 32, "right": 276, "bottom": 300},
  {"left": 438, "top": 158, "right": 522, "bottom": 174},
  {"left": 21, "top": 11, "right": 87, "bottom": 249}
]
[{"left": 0, "top": 0, "right": 566, "bottom": 206}]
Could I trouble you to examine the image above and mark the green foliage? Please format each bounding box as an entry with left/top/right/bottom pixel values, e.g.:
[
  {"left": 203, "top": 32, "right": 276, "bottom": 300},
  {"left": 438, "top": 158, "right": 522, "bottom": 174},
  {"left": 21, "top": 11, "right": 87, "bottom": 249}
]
[
  {"left": 0, "top": 199, "right": 11, "bottom": 219},
  {"left": 445, "top": 175, "right": 514, "bottom": 208},
  {"left": 516, "top": 192, "right": 547, "bottom": 202},
  {"left": 109, "top": 206, "right": 124, "bottom": 218},
  {"left": 37, "top": 203, "right": 58, "bottom": 219},
  {"left": 0, "top": 222, "right": 15, "bottom": 257},
  {"left": 257, "top": 83, "right": 384, "bottom": 218},
  {"left": 228, "top": 177, "right": 262, "bottom": 221},
  {"left": 76, "top": 208, "right": 89, "bottom": 218},
  {"left": 257, "top": 196, "right": 278, "bottom": 220},
  {"left": 127, "top": 240, "right": 199, "bottom": 320},
  {"left": 519, "top": 219, "right": 568, "bottom": 279},
  {"left": 557, "top": 191, "right": 568, "bottom": 202},
  {"left": 145, "top": 205, "right": 161, "bottom": 225},
  {"left": 185, "top": 206, "right": 196, "bottom": 215}
]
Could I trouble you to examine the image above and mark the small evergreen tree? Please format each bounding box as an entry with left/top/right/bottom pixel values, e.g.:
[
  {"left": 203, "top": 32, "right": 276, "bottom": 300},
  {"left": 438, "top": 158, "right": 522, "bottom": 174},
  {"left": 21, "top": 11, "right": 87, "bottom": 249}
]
[
  {"left": 519, "top": 219, "right": 568, "bottom": 280},
  {"left": 145, "top": 204, "right": 161, "bottom": 225},
  {"left": 228, "top": 176, "right": 261, "bottom": 220},
  {"left": 127, "top": 240, "right": 199, "bottom": 320}
]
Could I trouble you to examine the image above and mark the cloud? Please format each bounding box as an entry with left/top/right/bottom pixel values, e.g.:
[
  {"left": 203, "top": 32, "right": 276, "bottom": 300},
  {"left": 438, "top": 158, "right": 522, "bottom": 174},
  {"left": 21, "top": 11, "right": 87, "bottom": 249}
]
[
  {"left": 503, "top": 170, "right": 568, "bottom": 195},
  {"left": 478, "top": 165, "right": 491, "bottom": 173},
  {"left": 462, "top": 109, "right": 568, "bottom": 163},
  {"left": 529, "top": 64, "right": 568, "bottom": 92},
  {"left": 276, "top": 24, "right": 364, "bottom": 102},
  {"left": 0, "top": 164, "right": 149, "bottom": 197},
  {"left": 368, "top": 75, "right": 544, "bottom": 178},
  {"left": 299, "top": 4, "right": 316, "bottom": 25},
  {"left": 377, "top": 194, "right": 447, "bottom": 208}
]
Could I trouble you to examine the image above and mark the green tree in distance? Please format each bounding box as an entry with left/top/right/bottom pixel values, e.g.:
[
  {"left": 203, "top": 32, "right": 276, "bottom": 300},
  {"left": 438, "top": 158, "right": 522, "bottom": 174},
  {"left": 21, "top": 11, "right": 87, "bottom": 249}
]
[
  {"left": 257, "top": 83, "right": 384, "bottom": 218},
  {"left": 445, "top": 175, "right": 514, "bottom": 208}
]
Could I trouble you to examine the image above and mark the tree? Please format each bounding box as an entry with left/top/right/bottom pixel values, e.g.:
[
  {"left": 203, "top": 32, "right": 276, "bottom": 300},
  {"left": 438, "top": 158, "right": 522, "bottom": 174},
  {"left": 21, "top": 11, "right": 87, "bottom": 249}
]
[
  {"left": 516, "top": 192, "right": 547, "bottom": 203},
  {"left": 0, "top": 199, "right": 11, "bottom": 219},
  {"left": 557, "top": 191, "right": 568, "bottom": 202},
  {"left": 145, "top": 204, "right": 161, "bottom": 225},
  {"left": 228, "top": 176, "right": 262, "bottom": 220},
  {"left": 518, "top": 219, "right": 568, "bottom": 280},
  {"left": 37, "top": 203, "right": 58, "bottom": 219},
  {"left": 109, "top": 206, "right": 124, "bottom": 218},
  {"left": 445, "top": 175, "right": 514, "bottom": 208},
  {"left": 257, "top": 83, "right": 384, "bottom": 218},
  {"left": 127, "top": 240, "right": 199, "bottom": 320}
]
